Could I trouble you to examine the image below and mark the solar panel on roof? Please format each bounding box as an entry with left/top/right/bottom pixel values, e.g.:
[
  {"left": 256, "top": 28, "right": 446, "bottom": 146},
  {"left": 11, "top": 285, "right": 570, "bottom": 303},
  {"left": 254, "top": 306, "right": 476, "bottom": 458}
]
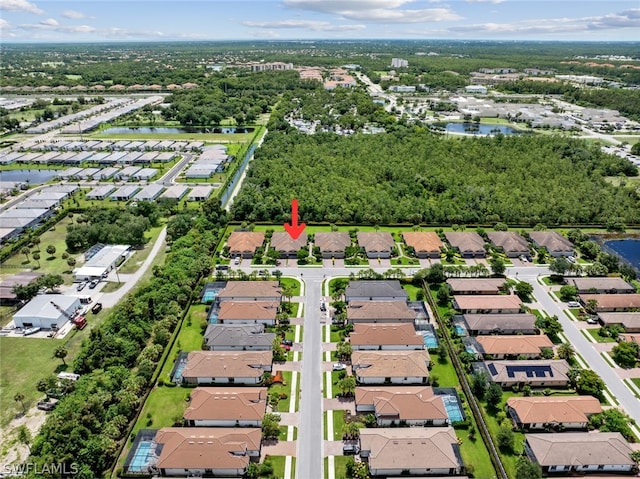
[
  {"left": 505, "top": 364, "right": 553, "bottom": 379},
  {"left": 487, "top": 363, "right": 498, "bottom": 376}
]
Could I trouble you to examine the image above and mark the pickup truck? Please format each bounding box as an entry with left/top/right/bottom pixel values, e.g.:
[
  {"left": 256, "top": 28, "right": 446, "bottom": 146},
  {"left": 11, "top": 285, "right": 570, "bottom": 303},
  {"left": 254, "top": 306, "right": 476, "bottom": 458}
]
[{"left": 91, "top": 302, "right": 103, "bottom": 314}]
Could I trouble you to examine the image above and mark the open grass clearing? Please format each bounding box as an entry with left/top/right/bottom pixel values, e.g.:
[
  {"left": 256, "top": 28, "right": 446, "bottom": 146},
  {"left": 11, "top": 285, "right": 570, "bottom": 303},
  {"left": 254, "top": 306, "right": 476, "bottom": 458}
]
[
  {"left": 279, "top": 277, "right": 301, "bottom": 297},
  {"left": 402, "top": 283, "right": 423, "bottom": 301},
  {"left": 117, "top": 223, "right": 166, "bottom": 274},
  {"left": 585, "top": 328, "right": 616, "bottom": 343},
  {"left": 130, "top": 386, "right": 189, "bottom": 437},
  {"left": 263, "top": 455, "right": 286, "bottom": 478},
  {"left": 429, "top": 356, "right": 459, "bottom": 388}
]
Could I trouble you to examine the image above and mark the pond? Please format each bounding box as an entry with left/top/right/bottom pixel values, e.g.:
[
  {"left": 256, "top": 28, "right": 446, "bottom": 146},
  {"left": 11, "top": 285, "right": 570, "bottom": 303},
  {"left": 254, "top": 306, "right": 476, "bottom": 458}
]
[
  {"left": 604, "top": 238, "right": 640, "bottom": 271},
  {"left": 0, "top": 169, "right": 59, "bottom": 184},
  {"left": 444, "top": 123, "right": 520, "bottom": 135},
  {"left": 100, "top": 126, "right": 255, "bottom": 134}
]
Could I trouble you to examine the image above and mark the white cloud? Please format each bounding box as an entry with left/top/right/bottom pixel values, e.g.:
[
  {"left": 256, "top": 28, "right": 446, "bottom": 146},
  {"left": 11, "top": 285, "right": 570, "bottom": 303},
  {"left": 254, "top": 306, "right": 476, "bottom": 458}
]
[
  {"left": 62, "top": 9, "right": 88, "bottom": 20},
  {"left": 283, "top": 0, "right": 461, "bottom": 23},
  {"left": 18, "top": 20, "right": 96, "bottom": 33},
  {"left": 0, "top": 18, "right": 11, "bottom": 29},
  {"left": 465, "top": 0, "right": 506, "bottom": 4},
  {"left": 448, "top": 8, "right": 640, "bottom": 36},
  {"left": 243, "top": 19, "right": 365, "bottom": 32},
  {"left": 40, "top": 18, "right": 58, "bottom": 26},
  {"left": 0, "top": 0, "right": 43, "bottom": 14}
]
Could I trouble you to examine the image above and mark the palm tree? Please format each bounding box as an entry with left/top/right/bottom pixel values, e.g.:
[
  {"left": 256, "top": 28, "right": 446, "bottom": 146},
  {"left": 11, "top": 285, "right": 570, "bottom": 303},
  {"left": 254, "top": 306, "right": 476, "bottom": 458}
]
[
  {"left": 557, "top": 343, "right": 575, "bottom": 362},
  {"left": 32, "top": 252, "right": 40, "bottom": 268},
  {"left": 17, "top": 425, "right": 31, "bottom": 453},
  {"left": 53, "top": 346, "right": 68, "bottom": 366},
  {"left": 21, "top": 247, "right": 30, "bottom": 262},
  {"left": 32, "top": 237, "right": 41, "bottom": 252},
  {"left": 14, "top": 392, "right": 26, "bottom": 414},
  {"left": 342, "top": 421, "right": 362, "bottom": 439}
]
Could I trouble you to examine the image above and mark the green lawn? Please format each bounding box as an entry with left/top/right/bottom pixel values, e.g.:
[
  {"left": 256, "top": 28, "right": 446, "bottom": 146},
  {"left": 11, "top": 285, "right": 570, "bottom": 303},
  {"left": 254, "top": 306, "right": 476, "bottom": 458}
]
[
  {"left": 269, "top": 370, "right": 293, "bottom": 412},
  {"left": 100, "top": 281, "right": 123, "bottom": 293},
  {"left": 117, "top": 223, "right": 166, "bottom": 274},
  {"left": 333, "top": 456, "right": 350, "bottom": 479},
  {"left": 332, "top": 409, "right": 345, "bottom": 441},
  {"left": 632, "top": 378, "right": 640, "bottom": 389},
  {"left": 131, "top": 386, "right": 189, "bottom": 437},
  {"left": 279, "top": 277, "right": 301, "bottom": 296},
  {"left": 429, "top": 356, "right": 459, "bottom": 388},
  {"left": 585, "top": 328, "right": 616, "bottom": 343},
  {"left": 541, "top": 276, "right": 563, "bottom": 285},
  {"left": 2, "top": 216, "right": 78, "bottom": 283},
  {"left": 330, "top": 328, "right": 344, "bottom": 343},
  {"left": 0, "top": 333, "right": 84, "bottom": 426},
  {"left": 391, "top": 256, "right": 420, "bottom": 266},
  {"left": 328, "top": 277, "right": 349, "bottom": 297},
  {"left": 457, "top": 429, "right": 497, "bottom": 479},
  {"left": 159, "top": 304, "right": 207, "bottom": 382},
  {"left": 263, "top": 455, "right": 286, "bottom": 479},
  {"left": 402, "top": 283, "right": 423, "bottom": 301}
]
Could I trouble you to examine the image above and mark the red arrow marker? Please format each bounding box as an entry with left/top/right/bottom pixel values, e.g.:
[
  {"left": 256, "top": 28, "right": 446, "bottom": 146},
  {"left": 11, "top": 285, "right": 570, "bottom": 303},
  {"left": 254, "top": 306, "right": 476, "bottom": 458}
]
[{"left": 284, "top": 199, "right": 306, "bottom": 240}]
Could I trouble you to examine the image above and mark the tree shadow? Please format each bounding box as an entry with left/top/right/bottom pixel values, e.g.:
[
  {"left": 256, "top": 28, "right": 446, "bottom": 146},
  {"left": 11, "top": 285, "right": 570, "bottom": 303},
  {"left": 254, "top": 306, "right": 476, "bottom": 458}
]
[{"left": 54, "top": 364, "right": 68, "bottom": 373}]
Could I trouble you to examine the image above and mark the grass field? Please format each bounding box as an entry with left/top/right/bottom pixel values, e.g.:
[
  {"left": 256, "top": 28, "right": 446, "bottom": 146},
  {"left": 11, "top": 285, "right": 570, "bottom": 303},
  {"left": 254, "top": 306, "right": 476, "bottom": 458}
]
[
  {"left": 263, "top": 455, "right": 286, "bottom": 478},
  {"left": 0, "top": 333, "right": 84, "bottom": 426},
  {"left": 100, "top": 281, "right": 123, "bottom": 293},
  {"left": 1, "top": 216, "right": 78, "bottom": 283},
  {"left": 585, "top": 328, "right": 616, "bottom": 343},
  {"left": 117, "top": 223, "right": 166, "bottom": 274},
  {"left": 332, "top": 410, "right": 345, "bottom": 441},
  {"left": 130, "top": 386, "right": 189, "bottom": 437},
  {"left": 402, "top": 283, "right": 423, "bottom": 301},
  {"left": 279, "top": 277, "right": 301, "bottom": 297},
  {"left": 429, "top": 356, "right": 459, "bottom": 388}
]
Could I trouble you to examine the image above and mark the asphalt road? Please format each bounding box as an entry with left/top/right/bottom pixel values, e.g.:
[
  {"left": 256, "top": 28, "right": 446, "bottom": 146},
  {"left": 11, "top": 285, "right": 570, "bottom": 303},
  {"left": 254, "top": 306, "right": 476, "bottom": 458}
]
[{"left": 510, "top": 266, "right": 640, "bottom": 425}]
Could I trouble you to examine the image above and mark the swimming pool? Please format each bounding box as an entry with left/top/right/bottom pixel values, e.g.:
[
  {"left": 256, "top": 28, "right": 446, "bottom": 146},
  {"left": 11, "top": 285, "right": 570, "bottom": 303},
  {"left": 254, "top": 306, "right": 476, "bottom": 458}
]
[
  {"left": 454, "top": 325, "right": 467, "bottom": 336},
  {"left": 202, "top": 288, "right": 221, "bottom": 303},
  {"left": 208, "top": 310, "right": 219, "bottom": 324},
  {"left": 442, "top": 395, "right": 465, "bottom": 423},
  {"left": 172, "top": 357, "right": 188, "bottom": 384},
  {"left": 127, "top": 440, "right": 155, "bottom": 473},
  {"left": 421, "top": 330, "right": 438, "bottom": 348}
]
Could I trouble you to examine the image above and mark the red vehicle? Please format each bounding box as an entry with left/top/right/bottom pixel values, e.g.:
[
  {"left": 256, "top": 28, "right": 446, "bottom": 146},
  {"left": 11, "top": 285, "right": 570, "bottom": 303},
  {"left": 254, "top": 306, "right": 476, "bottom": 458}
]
[{"left": 73, "top": 316, "right": 87, "bottom": 330}]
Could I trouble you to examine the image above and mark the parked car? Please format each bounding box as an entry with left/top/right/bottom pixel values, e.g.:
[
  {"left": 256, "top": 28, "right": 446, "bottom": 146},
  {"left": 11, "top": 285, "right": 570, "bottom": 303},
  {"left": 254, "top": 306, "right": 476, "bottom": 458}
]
[
  {"left": 343, "top": 444, "right": 360, "bottom": 455},
  {"left": 320, "top": 301, "right": 327, "bottom": 311},
  {"left": 332, "top": 363, "right": 346, "bottom": 371},
  {"left": 567, "top": 301, "right": 581, "bottom": 308},
  {"left": 91, "top": 302, "right": 103, "bottom": 314},
  {"left": 567, "top": 256, "right": 576, "bottom": 263},
  {"left": 587, "top": 317, "right": 599, "bottom": 324},
  {"left": 76, "top": 281, "right": 87, "bottom": 291},
  {"left": 282, "top": 339, "right": 293, "bottom": 346},
  {"left": 88, "top": 279, "right": 99, "bottom": 289},
  {"left": 234, "top": 256, "right": 240, "bottom": 265}
]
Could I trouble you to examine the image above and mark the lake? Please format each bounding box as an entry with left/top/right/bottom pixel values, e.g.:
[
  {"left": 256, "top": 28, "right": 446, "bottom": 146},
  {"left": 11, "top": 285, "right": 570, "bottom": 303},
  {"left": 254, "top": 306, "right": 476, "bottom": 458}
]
[
  {"left": 100, "top": 126, "right": 255, "bottom": 134},
  {"left": 604, "top": 238, "right": 640, "bottom": 271},
  {"left": 444, "top": 123, "right": 520, "bottom": 135},
  {"left": 0, "top": 169, "right": 59, "bottom": 184}
]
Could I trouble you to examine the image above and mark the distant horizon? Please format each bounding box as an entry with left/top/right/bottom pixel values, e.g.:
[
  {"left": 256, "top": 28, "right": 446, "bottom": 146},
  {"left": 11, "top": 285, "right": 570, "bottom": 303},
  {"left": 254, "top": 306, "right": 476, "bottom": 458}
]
[{"left": 1, "top": 1, "right": 639, "bottom": 43}]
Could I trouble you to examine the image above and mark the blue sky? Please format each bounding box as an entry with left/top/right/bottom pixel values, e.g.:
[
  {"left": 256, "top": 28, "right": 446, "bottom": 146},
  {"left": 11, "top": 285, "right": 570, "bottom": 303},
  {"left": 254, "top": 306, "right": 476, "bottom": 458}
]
[{"left": 1, "top": 0, "right": 639, "bottom": 42}]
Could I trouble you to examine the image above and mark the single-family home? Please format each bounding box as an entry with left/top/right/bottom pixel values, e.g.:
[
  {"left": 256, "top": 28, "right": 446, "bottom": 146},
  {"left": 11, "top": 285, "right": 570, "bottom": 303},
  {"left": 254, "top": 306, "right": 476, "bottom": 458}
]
[
  {"left": 597, "top": 312, "right": 640, "bottom": 332},
  {"left": 313, "top": 232, "right": 351, "bottom": 258},
  {"left": 486, "top": 231, "right": 530, "bottom": 258},
  {"left": 566, "top": 277, "right": 635, "bottom": 294},
  {"left": 184, "top": 387, "right": 267, "bottom": 427},
  {"left": 217, "top": 301, "right": 279, "bottom": 326},
  {"left": 462, "top": 314, "right": 538, "bottom": 336},
  {"left": 524, "top": 432, "right": 635, "bottom": 474},
  {"left": 355, "top": 386, "right": 448, "bottom": 426},
  {"left": 269, "top": 231, "right": 307, "bottom": 259},
  {"left": 446, "top": 278, "right": 506, "bottom": 295},
  {"left": 227, "top": 231, "right": 265, "bottom": 259},
  {"left": 351, "top": 350, "right": 431, "bottom": 385},
  {"left": 401, "top": 232, "right": 443, "bottom": 258},
  {"left": 476, "top": 359, "right": 570, "bottom": 388},
  {"left": 444, "top": 232, "right": 486, "bottom": 258},
  {"left": 473, "top": 335, "right": 554, "bottom": 359},
  {"left": 218, "top": 281, "right": 281, "bottom": 302},
  {"left": 153, "top": 427, "right": 262, "bottom": 477},
  {"left": 110, "top": 185, "right": 140, "bottom": 201},
  {"left": 359, "top": 427, "right": 464, "bottom": 476},
  {"left": 349, "top": 323, "right": 424, "bottom": 350},
  {"left": 579, "top": 294, "right": 640, "bottom": 312},
  {"left": 357, "top": 232, "right": 395, "bottom": 259},
  {"left": 507, "top": 396, "right": 602, "bottom": 430},
  {"left": 134, "top": 184, "right": 165, "bottom": 201},
  {"left": 203, "top": 324, "right": 276, "bottom": 351},
  {"left": 453, "top": 295, "right": 522, "bottom": 314},
  {"left": 180, "top": 351, "right": 272, "bottom": 385},
  {"left": 161, "top": 184, "right": 190, "bottom": 201},
  {"left": 528, "top": 231, "right": 574, "bottom": 257},
  {"left": 188, "top": 185, "right": 214, "bottom": 201},
  {"left": 345, "top": 280, "right": 408, "bottom": 303},
  {"left": 86, "top": 185, "right": 116, "bottom": 200},
  {"left": 347, "top": 301, "right": 415, "bottom": 324}
]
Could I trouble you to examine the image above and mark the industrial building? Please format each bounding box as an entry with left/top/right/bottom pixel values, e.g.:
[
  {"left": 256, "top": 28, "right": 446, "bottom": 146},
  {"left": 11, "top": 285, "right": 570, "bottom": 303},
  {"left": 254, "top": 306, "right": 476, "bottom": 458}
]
[
  {"left": 74, "top": 244, "right": 130, "bottom": 281},
  {"left": 13, "top": 294, "right": 81, "bottom": 329}
]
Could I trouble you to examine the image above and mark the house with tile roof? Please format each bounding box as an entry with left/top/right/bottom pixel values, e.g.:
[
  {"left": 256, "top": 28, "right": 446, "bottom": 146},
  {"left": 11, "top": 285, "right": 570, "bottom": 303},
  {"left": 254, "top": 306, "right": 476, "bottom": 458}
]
[
  {"left": 314, "top": 232, "right": 351, "bottom": 258},
  {"left": 355, "top": 386, "right": 448, "bottom": 426},
  {"left": 507, "top": 396, "right": 601, "bottom": 430},
  {"left": 180, "top": 351, "right": 272, "bottom": 385},
  {"left": 402, "top": 232, "right": 443, "bottom": 258},
  {"left": 184, "top": 387, "right": 267, "bottom": 427},
  {"left": 351, "top": 350, "right": 431, "bottom": 385},
  {"left": 226, "top": 231, "right": 265, "bottom": 258},
  {"left": 486, "top": 231, "right": 531, "bottom": 258},
  {"left": 357, "top": 232, "right": 396, "bottom": 259},
  {"left": 347, "top": 301, "right": 416, "bottom": 324},
  {"left": 349, "top": 323, "right": 424, "bottom": 350}
]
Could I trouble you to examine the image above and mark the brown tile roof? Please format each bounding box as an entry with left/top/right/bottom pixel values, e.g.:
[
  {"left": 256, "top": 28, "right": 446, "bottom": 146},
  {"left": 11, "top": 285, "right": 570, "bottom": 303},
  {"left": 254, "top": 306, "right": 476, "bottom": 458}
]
[
  {"left": 347, "top": 301, "right": 415, "bottom": 322},
  {"left": 218, "top": 281, "right": 281, "bottom": 301},
  {"left": 352, "top": 351, "right": 430, "bottom": 379},
  {"left": 444, "top": 232, "right": 486, "bottom": 254},
  {"left": 567, "top": 277, "right": 635, "bottom": 292},
  {"left": 355, "top": 386, "right": 447, "bottom": 421},
  {"left": 182, "top": 351, "right": 272, "bottom": 380},
  {"left": 356, "top": 232, "right": 395, "bottom": 253},
  {"left": 528, "top": 231, "right": 574, "bottom": 252},
  {"left": 463, "top": 314, "right": 537, "bottom": 332},
  {"left": 269, "top": 231, "right": 307, "bottom": 253},
  {"left": 218, "top": 301, "right": 279, "bottom": 321},
  {"left": 402, "top": 232, "right": 443, "bottom": 253},
  {"left": 226, "top": 231, "right": 265, "bottom": 254},
  {"left": 475, "top": 335, "right": 553, "bottom": 355},
  {"left": 486, "top": 231, "right": 530, "bottom": 254},
  {"left": 580, "top": 294, "right": 640, "bottom": 310},
  {"left": 184, "top": 387, "right": 267, "bottom": 422},
  {"left": 620, "top": 333, "right": 640, "bottom": 343},
  {"left": 507, "top": 396, "right": 601, "bottom": 425},
  {"left": 482, "top": 359, "right": 570, "bottom": 384},
  {"left": 154, "top": 427, "right": 261, "bottom": 470},
  {"left": 349, "top": 323, "right": 423, "bottom": 347},
  {"left": 360, "top": 427, "right": 461, "bottom": 471},
  {"left": 525, "top": 432, "right": 634, "bottom": 467},
  {"left": 453, "top": 295, "right": 522, "bottom": 311},
  {"left": 446, "top": 278, "right": 506, "bottom": 294},
  {"left": 314, "top": 232, "right": 351, "bottom": 253},
  {"left": 597, "top": 312, "right": 640, "bottom": 329}
]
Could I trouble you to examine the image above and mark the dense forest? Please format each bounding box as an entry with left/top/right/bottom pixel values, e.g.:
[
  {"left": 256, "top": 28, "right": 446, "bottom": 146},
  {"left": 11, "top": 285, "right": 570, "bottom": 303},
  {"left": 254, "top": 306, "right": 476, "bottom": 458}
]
[{"left": 231, "top": 130, "right": 639, "bottom": 226}]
